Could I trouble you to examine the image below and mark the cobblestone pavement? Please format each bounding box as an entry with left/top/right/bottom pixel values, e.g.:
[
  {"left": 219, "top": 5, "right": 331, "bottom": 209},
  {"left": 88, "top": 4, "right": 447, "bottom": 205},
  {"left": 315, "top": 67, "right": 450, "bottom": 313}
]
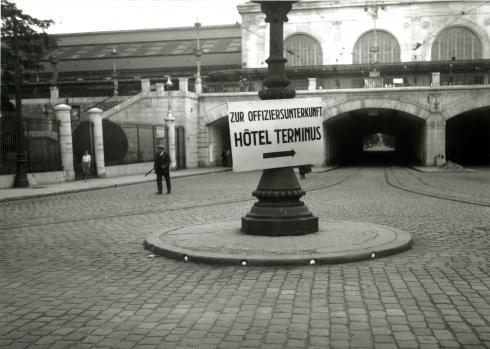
[{"left": 1, "top": 167, "right": 489, "bottom": 349}]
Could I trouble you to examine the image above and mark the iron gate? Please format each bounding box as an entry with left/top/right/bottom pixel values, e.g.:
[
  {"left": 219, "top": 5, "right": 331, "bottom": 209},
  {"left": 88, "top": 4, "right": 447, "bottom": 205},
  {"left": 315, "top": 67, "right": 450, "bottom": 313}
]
[
  {"left": 71, "top": 119, "right": 95, "bottom": 179},
  {"left": 176, "top": 126, "right": 186, "bottom": 169}
]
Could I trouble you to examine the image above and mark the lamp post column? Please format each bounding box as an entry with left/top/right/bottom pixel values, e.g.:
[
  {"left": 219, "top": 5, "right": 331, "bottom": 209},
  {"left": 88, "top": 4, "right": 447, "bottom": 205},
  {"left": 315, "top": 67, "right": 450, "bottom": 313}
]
[
  {"left": 165, "top": 77, "right": 176, "bottom": 169},
  {"left": 194, "top": 20, "right": 203, "bottom": 93},
  {"left": 241, "top": 1, "right": 318, "bottom": 236},
  {"left": 54, "top": 104, "right": 75, "bottom": 180},
  {"left": 111, "top": 47, "right": 119, "bottom": 97},
  {"left": 49, "top": 55, "right": 59, "bottom": 105},
  {"left": 165, "top": 105, "right": 177, "bottom": 170},
  {"left": 12, "top": 19, "right": 29, "bottom": 188},
  {"left": 88, "top": 108, "right": 106, "bottom": 177}
]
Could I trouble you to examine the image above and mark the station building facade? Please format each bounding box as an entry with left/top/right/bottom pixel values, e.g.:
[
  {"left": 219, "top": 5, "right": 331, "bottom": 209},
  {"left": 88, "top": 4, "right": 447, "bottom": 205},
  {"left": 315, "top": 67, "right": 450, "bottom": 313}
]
[{"left": 3, "top": 0, "right": 490, "bottom": 184}]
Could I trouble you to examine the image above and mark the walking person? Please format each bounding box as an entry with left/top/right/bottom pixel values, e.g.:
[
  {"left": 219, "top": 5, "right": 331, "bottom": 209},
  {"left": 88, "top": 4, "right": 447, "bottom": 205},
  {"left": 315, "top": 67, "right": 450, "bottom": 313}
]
[
  {"left": 154, "top": 144, "right": 171, "bottom": 194},
  {"left": 81, "top": 150, "right": 91, "bottom": 181},
  {"left": 221, "top": 148, "right": 227, "bottom": 167},
  {"left": 298, "top": 164, "right": 312, "bottom": 180}
]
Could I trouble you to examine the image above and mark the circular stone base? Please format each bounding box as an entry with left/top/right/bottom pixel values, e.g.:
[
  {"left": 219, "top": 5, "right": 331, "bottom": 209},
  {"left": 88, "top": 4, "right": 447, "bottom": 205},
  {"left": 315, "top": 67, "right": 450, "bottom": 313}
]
[{"left": 144, "top": 221, "right": 412, "bottom": 266}]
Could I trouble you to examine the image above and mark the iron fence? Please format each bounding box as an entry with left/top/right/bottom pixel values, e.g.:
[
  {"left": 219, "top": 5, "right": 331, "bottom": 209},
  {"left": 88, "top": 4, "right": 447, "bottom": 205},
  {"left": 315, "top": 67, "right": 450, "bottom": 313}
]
[
  {"left": 289, "top": 79, "right": 309, "bottom": 90},
  {"left": 203, "top": 70, "right": 488, "bottom": 93},
  {"left": 203, "top": 81, "right": 242, "bottom": 93},
  {"left": 3, "top": 81, "right": 143, "bottom": 100},
  {"left": 59, "top": 81, "right": 141, "bottom": 98},
  {"left": 103, "top": 121, "right": 165, "bottom": 166},
  {"left": 0, "top": 113, "right": 62, "bottom": 174},
  {"left": 440, "top": 72, "right": 486, "bottom": 86}
]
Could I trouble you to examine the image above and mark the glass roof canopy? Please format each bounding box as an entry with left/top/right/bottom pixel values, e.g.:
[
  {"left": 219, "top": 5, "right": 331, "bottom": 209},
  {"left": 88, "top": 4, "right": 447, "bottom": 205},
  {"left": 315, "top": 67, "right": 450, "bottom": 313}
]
[{"left": 51, "top": 37, "right": 242, "bottom": 60}]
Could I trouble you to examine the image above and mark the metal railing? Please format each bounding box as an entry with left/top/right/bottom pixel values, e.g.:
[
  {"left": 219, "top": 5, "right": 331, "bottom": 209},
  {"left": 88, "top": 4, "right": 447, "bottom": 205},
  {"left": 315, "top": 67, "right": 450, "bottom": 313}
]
[
  {"left": 3, "top": 80, "right": 143, "bottom": 100},
  {"left": 440, "top": 72, "right": 486, "bottom": 86},
  {"left": 70, "top": 95, "right": 129, "bottom": 121},
  {"left": 0, "top": 113, "right": 62, "bottom": 174},
  {"left": 289, "top": 79, "right": 309, "bottom": 90}
]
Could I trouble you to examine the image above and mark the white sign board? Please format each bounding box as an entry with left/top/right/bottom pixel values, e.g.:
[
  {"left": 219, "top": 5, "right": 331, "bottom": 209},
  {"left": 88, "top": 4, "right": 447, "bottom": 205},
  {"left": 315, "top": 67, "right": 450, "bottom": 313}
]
[{"left": 227, "top": 97, "right": 324, "bottom": 172}]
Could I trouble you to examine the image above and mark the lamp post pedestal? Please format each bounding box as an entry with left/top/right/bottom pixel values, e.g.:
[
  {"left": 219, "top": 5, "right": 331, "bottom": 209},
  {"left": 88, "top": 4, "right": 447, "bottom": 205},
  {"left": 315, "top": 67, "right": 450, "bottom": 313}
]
[{"left": 241, "top": 1, "right": 318, "bottom": 236}]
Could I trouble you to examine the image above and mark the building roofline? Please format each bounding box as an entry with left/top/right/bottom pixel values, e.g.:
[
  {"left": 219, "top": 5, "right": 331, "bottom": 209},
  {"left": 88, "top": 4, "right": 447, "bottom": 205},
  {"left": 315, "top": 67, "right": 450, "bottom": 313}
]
[{"left": 51, "top": 23, "right": 241, "bottom": 37}]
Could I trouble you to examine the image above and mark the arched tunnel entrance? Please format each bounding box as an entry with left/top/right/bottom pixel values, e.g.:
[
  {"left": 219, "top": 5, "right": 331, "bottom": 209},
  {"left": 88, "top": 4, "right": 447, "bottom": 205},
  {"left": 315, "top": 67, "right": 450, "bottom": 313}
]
[
  {"left": 447, "top": 107, "right": 490, "bottom": 166},
  {"left": 208, "top": 116, "right": 232, "bottom": 166},
  {"left": 324, "top": 109, "right": 425, "bottom": 165}
]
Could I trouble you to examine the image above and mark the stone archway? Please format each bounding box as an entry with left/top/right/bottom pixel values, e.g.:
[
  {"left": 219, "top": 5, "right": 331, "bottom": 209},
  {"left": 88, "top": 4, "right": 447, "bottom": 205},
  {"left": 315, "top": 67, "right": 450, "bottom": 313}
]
[
  {"left": 322, "top": 98, "right": 431, "bottom": 165},
  {"left": 443, "top": 93, "right": 490, "bottom": 121},
  {"left": 201, "top": 103, "right": 230, "bottom": 166},
  {"left": 322, "top": 97, "right": 431, "bottom": 123},
  {"left": 445, "top": 94, "right": 490, "bottom": 165}
]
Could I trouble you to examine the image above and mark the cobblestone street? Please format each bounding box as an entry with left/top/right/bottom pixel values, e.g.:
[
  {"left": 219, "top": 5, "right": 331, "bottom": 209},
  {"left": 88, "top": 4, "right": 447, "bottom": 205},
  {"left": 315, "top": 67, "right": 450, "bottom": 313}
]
[{"left": 1, "top": 167, "right": 489, "bottom": 349}]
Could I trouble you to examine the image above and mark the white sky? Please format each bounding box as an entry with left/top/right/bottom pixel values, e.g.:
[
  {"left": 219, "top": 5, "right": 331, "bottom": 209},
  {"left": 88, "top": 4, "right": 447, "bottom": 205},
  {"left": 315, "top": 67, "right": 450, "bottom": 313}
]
[{"left": 13, "top": 0, "right": 248, "bottom": 34}]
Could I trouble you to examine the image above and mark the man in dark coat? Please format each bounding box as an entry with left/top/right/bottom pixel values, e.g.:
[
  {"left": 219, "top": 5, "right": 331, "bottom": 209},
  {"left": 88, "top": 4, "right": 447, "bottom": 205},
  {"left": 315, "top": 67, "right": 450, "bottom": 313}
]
[{"left": 154, "top": 144, "right": 171, "bottom": 194}]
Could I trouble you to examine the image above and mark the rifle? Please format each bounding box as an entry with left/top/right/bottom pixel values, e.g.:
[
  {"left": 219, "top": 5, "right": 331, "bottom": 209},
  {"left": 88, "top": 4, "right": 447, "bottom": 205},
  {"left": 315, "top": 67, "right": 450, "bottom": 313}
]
[{"left": 144, "top": 168, "right": 154, "bottom": 176}]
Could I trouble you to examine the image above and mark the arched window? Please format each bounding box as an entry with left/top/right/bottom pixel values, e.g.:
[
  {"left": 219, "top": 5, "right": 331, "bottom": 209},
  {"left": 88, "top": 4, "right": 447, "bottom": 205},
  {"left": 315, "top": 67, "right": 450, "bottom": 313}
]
[
  {"left": 352, "top": 30, "right": 400, "bottom": 64},
  {"left": 284, "top": 34, "right": 322, "bottom": 66},
  {"left": 431, "top": 26, "right": 482, "bottom": 61}
]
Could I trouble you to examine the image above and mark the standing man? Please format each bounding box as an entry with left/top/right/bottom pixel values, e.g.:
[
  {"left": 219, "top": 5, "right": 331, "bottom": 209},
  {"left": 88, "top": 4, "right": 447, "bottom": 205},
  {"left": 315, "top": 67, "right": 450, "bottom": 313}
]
[
  {"left": 154, "top": 144, "right": 171, "bottom": 194},
  {"left": 81, "top": 150, "right": 92, "bottom": 181}
]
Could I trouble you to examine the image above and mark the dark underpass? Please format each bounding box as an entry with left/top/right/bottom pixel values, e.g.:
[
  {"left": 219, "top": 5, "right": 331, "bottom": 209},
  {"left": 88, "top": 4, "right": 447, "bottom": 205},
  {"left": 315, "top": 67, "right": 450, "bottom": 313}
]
[
  {"left": 446, "top": 107, "right": 490, "bottom": 165},
  {"left": 324, "top": 109, "right": 425, "bottom": 165}
]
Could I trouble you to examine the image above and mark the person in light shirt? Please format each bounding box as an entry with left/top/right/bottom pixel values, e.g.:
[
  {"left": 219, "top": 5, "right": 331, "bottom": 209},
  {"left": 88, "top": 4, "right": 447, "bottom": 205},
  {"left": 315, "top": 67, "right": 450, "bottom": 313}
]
[{"left": 81, "top": 150, "right": 91, "bottom": 181}]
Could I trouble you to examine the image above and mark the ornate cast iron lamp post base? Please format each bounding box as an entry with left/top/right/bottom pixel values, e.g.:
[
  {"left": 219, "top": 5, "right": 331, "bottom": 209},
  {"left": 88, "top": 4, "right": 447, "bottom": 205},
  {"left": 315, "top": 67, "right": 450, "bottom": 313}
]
[
  {"left": 241, "top": 167, "right": 318, "bottom": 236},
  {"left": 241, "top": 1, "right": 318, "bottom": 236}
]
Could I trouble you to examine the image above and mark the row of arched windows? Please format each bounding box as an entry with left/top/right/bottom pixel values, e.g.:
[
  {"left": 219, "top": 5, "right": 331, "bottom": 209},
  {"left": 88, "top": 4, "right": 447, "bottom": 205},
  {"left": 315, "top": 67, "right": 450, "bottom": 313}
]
[{"left": 283, "top": 26, "right": 483, "bottom": 66}]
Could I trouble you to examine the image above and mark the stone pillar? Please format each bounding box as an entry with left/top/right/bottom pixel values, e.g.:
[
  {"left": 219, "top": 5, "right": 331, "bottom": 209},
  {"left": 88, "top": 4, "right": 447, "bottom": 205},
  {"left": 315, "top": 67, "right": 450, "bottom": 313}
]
[
  {"left": 88, "top": 108, "right": 106, "bottom": 177},
  {"left": 156, "top": 83, "right": 165, "bottom": 97},
  {"left": 424, "top": 114, "right": 446, "bottom": 166},
  {"left": 179, "top": 77, "right": 188, "bottom": 92},
  {"left": 431, "top": 72, "right": 440, "bottom": 87},
  {"left": 141, "top": 79, "right": 150, "bottom": 93},
  {"left": 166, "top": 108, "right": 177, "bottom": 169},
  {"left": 195, "top": 76, "right": 202, "bottom": 94},
  {"left": 308, "top": 77, "right": 317, "bottom": 91},
  {"left": 54, "top": 104, "right": 75, "bottom": 180}
]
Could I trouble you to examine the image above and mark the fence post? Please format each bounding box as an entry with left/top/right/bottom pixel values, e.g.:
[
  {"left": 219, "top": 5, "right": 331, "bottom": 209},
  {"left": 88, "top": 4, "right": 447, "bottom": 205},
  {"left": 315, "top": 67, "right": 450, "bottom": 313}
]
[
  {"left": 195, "top": 76, "right": 202, "bottom": 94},
  {"left": 156, "top": 83, "right": 165, "bottom": 97},
  {"left": 50, "top": 87, "right": 59, "bottom": 105},
  {"left": 179, "top": 77, "right": 188, "bottom": 92},
  {"left": 308, "top": 77, "right": 317, "bottom": 91},
  {"left": 54, "top": 104, "right": 75, "bottom": 180},
  {"left": 141, "top": 79, "right": 150, "bottom": 93},
  {"left": 431, "top": 72, "right": 440, "bottom": 87},
  {"left": 88, "top": 108, "right": 106, "bottom": 177}
]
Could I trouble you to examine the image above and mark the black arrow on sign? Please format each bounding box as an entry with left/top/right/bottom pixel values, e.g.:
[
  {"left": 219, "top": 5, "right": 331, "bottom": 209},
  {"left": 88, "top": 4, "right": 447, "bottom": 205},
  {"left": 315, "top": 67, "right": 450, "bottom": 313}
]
[{"left": 263, "top": 149, "right": 296, "bottom": 159}]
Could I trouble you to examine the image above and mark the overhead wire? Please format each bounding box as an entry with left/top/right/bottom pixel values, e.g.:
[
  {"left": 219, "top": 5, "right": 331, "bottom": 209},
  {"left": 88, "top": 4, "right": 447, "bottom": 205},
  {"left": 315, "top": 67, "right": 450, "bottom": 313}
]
[
  {"left": 239, "top": 1, "right": 488, "bottom": 62},
  {"left": 410, "top": 1, "right": 488, "bottom": 51}
]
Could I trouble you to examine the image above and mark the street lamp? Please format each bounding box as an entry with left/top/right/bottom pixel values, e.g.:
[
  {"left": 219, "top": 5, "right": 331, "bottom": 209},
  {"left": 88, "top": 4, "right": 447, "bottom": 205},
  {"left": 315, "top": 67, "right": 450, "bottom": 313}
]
[
  {"left": 240, "top": 1, "right": 318, "bottom": 236},
  {"left": 12, "top": 18, "right": 29, "bottom": 187},
  {"left": 194, "top": 20, "right": 202, "bottom": 81},
  {"left": 164, "top": 75, "right": 173, "bottom": 116},
  {"left": 111, "top": 46, "right": 118, "bottom": 96},
  {"left": 49, "top": 55, "right": 59, "bottom": 88},
  {"left": 164, "top": 75, "right": 176, "bottom": 169}
]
